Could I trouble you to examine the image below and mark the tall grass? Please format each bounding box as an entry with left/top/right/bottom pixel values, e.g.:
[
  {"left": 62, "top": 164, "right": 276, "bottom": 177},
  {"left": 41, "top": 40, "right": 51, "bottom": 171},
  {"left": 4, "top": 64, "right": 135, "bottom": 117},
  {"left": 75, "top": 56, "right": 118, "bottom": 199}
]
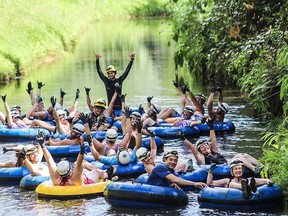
[{"left": 0, "top": 0, "right": 151, "bottom": 84}]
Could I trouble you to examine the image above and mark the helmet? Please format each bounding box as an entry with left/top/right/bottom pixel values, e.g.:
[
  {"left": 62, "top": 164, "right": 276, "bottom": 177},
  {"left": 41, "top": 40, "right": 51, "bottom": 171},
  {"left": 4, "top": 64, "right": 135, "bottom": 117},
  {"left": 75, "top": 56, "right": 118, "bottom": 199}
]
[
  {"left": 162, "top": 150, "right": 178, "bottom": 161},
  {"left": 196, "top": 93, "right": 206, "bottom": 102},
  {"left": 11, "top": 111, "right": 21, "bottom": 118},
  {"left": 130, "top": 111, "right": 141, "bottom": 119},
  {"left": 106, "top": 65, "right": 117, "bottom": 73},
  {"left": 195, "top": 139, "right": 209, "bottom": 151},
  {"left": 184, "top": 106, "right": 195, "bottom": 114},
  {"left": 57, "top": 109, "right": 67, "bottom": 118},
  {"left": 229, "top": 159, "right": 244, "bottom": 176},
  {"left": 116, "top": 149, "right": 131, "bottom": 165},
  {"left": 219, "top": 102, "right": 230, "bottom": 114},
  {"left": 57, "top": 160, "right": 72, "bottom": 177},
  {"left": 94, "top": 98, "right": 106, "bottom": 108},
  {"left": 105, "top": 128, "right": 118, "bottom": 141},
  {"left": 11, "top": 105, "right": 21, "bottom": 113},
  {"left": 72, "top": 124, "right": 85, "bottom": 135},
  {"left": 152, "top": 104, "right": 161, "bottom": 114},
  {"left": 136, "top": 147, "right": 150, "bottom": 161},
  {"left": 54, "top": 103, "right": 63, "bottom": 110},
  {"left": 24, "top": 144, "right": 37, "bottom": 155}
]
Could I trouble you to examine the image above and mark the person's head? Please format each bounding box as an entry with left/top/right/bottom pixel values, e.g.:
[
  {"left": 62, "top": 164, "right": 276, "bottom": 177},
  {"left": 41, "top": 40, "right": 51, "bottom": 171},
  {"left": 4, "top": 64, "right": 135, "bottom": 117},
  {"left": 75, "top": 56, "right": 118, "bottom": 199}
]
[
  {"left": 93, "top": 98, "right": 106, "bottom": 115},
  {"left": 215, "top": 102, "right": 229, "bottom": 115},
  {"left": 162, "top": 150, "right": 179, "bottom": 170},
  {"left": 229, "top": 159, "right": 244, "bottom": 177},
  {"left": 70, "top": 123, "right": 85, "bottom": 138},
  {"left": 105, "top": 128, "right": 118, "bottom": 143},
  {"left": 11, "top": 111, "right": 21, "bottom": 122},
  {"left": 24, "top": 144, "right": 39, "bottom": 162},
  {"left": 106, "top": 65, "right": 117, "bottom": 80},
  {"left": 130, "top": 111, "right": 141, "bottom": 126},
  {"left": 183, "top": 106, "right": 195, "bottom": 120},
  {"left": 196, "top": 93, "right": 206, "bottom": 105},
  {"left": 136, "top": 147, "right": 151, "bottom": 164},
  {"left": 57, "top": 160, "right": 72, "bottom": 178},
  {"left": 57, "top": 110, "right": 67, "bottom": 121},
  {"left": 116, "top": 148, "right": 131, "bottom": 165},
  {"left": 195, "top": 139, "right": 211, "bottom": 155},
  {"left": 11, "top": 105, "right": 21, "bottom": 115}
]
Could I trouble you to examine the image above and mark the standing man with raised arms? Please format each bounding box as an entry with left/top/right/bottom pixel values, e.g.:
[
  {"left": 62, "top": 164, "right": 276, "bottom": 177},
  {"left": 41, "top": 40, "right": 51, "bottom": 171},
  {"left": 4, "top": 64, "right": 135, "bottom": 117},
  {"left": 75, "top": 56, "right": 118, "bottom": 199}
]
[{"left": 94, "top": 52, "right": 136, "bottom": 112}]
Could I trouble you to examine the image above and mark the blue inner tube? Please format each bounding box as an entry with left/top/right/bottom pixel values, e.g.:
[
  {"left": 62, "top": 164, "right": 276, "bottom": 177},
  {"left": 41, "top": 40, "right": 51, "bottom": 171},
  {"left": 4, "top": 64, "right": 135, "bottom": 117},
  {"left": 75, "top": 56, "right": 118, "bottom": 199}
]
[
  {"left": 146, "top": 126, "right": 200, "bottom": 138},
  {"left": 198, "top": 185, "right": 284, "bottom": 211},
  {"left": 104, "top": 182, "right": 188, "bottom": 208},
  {"left": 0, "top": 166, "right": 30, "bottom": 185},
  {"left": 20, "top": 174, "right": 51, "bottom": 190},
  {"left": 90, "top": 160, "right": 146, "bottom": 178}
]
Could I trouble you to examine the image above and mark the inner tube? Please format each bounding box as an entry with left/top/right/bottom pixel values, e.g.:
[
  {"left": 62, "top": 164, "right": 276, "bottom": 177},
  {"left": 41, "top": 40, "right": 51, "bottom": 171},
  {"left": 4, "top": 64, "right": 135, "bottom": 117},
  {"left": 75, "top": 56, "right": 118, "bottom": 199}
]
[
  {"left": 20, "top": 174, "right": 51, "bottom": 190},
  {"left": 198, "top": 185, "right": 284, "bottom": 211},
  {"left": 0, "top": 166, "right": 30, "bottom": 185},
  {"left": 35, "top": 180, "right": 112, "bottom": 200},
  {"left": 104, "top": 182, "right": 188, "bottom": 208}
]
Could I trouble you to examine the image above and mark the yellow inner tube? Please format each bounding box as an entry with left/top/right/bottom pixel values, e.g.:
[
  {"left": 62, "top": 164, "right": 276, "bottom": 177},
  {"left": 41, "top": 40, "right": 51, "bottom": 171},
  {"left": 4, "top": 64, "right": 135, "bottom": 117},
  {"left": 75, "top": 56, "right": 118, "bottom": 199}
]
[
  {"left": 165, "top": 117, "right": 178, "bottom": 124},
  {"left": 36, "top": 180, "right": 112, "bottom": 199}
]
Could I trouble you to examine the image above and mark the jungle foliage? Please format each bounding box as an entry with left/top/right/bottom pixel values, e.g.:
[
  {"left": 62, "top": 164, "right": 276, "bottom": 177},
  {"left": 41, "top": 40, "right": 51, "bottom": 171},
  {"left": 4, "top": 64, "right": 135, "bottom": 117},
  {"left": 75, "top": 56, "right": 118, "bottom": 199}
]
[{"left": 168, "top": 0, "right": 288, "bottom": 198}]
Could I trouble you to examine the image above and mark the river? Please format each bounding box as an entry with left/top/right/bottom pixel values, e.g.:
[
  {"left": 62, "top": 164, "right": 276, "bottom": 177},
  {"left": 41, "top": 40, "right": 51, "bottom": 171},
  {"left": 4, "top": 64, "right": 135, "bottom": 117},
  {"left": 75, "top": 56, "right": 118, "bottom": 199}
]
[{"left": 0, "top": 18, "right": 287, "bottom": 215}]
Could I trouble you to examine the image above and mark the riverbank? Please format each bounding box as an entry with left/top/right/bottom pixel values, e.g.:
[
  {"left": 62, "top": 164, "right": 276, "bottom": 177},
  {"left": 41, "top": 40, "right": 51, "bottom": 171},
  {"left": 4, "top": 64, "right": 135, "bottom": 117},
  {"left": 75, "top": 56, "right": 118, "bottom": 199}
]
[{"left": 0, "top": 0, "right": 167, "bottom": 84}]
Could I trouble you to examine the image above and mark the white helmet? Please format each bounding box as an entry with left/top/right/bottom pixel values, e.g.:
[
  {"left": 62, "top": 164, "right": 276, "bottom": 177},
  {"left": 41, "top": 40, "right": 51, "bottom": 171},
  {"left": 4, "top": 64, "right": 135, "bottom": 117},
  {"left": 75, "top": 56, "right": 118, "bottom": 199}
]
[
  {"left": 57, "top": 109, "right": 67, "bottom": 117},
  {"left": 219, "top": 102, "right": 230, "bottom": 114},
  {"left": 136, "top": 147, "right": 150, "bottom": 161},
  {"left": 106, "top": 129, "right": 118, "bottom": 141},
  {"left": 72, "top": 124, "right": 85, "bottom": 135},
  {"left": 184, "top": 106, "right": 195, "bottom": 114},
  {"left": 152, "top": 104, "right": 161, "bottom": 114},
  {"left": 57, "top": 160, "right": 72, "bottom": 177},
  {"left": 24, "top": 144, "right": 38, "bottom": 155},
  {"left": 116, "top": 149, "right": 131, "bottom": 165}
]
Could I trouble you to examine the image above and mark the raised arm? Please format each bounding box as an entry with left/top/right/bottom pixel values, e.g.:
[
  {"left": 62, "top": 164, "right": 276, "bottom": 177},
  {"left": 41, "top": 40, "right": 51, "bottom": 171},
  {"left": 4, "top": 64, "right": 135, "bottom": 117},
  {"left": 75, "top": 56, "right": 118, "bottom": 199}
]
[
  {"left": 207, "top": 87, "right": 216, "bottom": 118},
  {"left": 104, "top": 91, "right": 118, "bottom": 117},
  {"left": 1, "top": 95, "right": 13, "bottom": 126},
  {"left": 95, "top": 53, "right": 106, "bottom": 81},
  {"left": 59, "top": 88, "right": 66, "bottom": 106},
  {"left": 84, "top": 87, "right": 93, "bottom": 112},
  {"left": 118, "top": 53, "right": 135, "bottom": 81},
  {"left": 184, "top": 84, "right": 205, "bottom": 114}
]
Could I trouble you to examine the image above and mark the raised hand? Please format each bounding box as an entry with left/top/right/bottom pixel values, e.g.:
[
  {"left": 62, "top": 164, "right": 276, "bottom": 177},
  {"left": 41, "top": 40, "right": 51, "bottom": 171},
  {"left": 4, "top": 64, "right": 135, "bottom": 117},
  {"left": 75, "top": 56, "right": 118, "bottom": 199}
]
[
  {"left": 37, "top": 81, "right": 45, "bottom": 89},
  {"left": 26, "top": 81, "right": 33, "bottom": 94},
  {"left": 216, "top": 86, "right": 222, "bottom": 94},
  {"left": 180, "top": 85, "right": 187, "bottom": 94},
  {"left": 1, "top": 94, "right": 7, "bottom": 103},
  {"left": 207, "top": 118, "right": 214, "bottom": 130},
  {"left": 50, "top": 96, "right": 56, "bottom": 108},
  {"left": 173, "top": 80, "right": 179, "bottom": 88},
  {"left": 78, "top": 112, "right": 88, "bottom": 124},
  {"left": 136, "top": 121, "right": 143, "bottom": 133},
  {"left": 210, "top": 86, "right": 217, "bottom": 93},
  {"left": 146, "top": 128, "right": 156, "bottom": 137},
  {"left": 94, "top": 53, "right": 102, "bottom": 60},
  {"left": 183, "top": 84, "right": 190, "bottom": 92},
  {"left": 176, "top": 131, "right": 186, "bottom": 141},
  {"left": 86, "top": 134, "right": 93, "bottom": 146},
  {"left": 123, "top": 106, "right": 132, "bottom": 119},
  {"left": 75, "top": 89, "right": 80, "bottom": 100},
  {"left": 37, "top": 96, "right": 43, "bottom": 104},
  {"left": 147, "top": 96, "right": 153, "bottom": 103},
  {"left": 129, "top": 53, "right": 136, "bottom": 60},
  {"left": 138, "top": 104, "right": 144, "bottom": 114},
  {"left": 119, "top": 94, "right": 127, "bottom": 102},
  {"left": 66, "top": 117, "right": 73, "bottom": 124},
  {"left": 84, "top": 87, "right": 91, "bottom": 96},
  {"left": 36, "top": 130, "right": 46, "bottom": 148},
  {"left": 60, "top": 88, "right": 66, "bottom": 98},
  {"left": 79, "top": 142, "right": 86, "bottom": 155}
]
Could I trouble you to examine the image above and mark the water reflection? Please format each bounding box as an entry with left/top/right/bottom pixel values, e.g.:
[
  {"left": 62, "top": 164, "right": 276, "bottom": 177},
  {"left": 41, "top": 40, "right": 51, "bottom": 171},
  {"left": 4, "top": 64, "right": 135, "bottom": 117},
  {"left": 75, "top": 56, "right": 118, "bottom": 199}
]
[{"left": 0, "top": 18, "right": 286, "bottom": 215}]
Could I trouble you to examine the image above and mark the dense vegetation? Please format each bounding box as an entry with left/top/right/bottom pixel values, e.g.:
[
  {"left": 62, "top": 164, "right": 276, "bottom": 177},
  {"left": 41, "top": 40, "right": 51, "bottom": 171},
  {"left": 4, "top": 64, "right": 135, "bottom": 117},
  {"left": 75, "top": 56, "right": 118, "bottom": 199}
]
[{"left": 168, "top": 0, "right": 288, "bottom": 198}]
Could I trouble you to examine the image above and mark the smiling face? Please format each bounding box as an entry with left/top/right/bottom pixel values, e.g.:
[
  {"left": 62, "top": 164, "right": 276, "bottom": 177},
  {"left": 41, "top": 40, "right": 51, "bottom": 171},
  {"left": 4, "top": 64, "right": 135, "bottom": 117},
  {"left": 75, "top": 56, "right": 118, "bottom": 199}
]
[
  {"left": 164, "top": 155, "right": 178, "bottom": 170},
  {"left": 231, "top": 165, "right": 243, "bottom": 178},
  {"left": 199, "top": 143, "right": 211, "bottom": 155},
  {"left": 107, "top": 71, "right": 116, "bottom": 80},
  {"left": 27, "top": 152, "right": 39, "bottom": 163}
]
